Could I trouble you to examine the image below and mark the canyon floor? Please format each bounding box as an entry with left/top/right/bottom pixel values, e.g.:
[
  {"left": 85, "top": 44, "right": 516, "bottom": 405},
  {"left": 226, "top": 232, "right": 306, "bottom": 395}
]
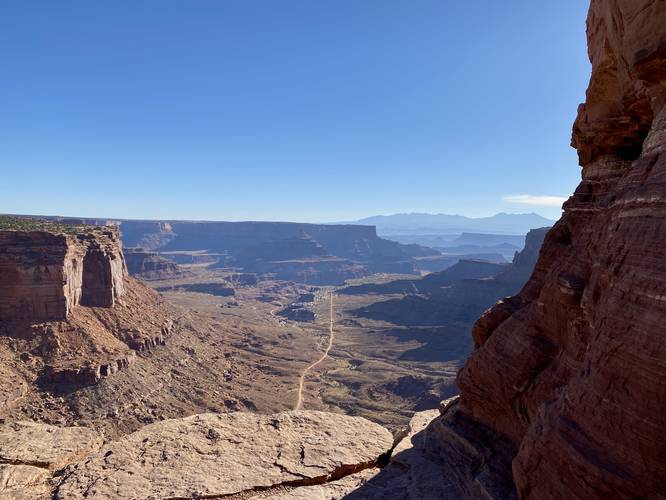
[
  {"left": 1, "top": 267, "right": 466, "bottom": 439},
  {"left": 147, "top": 268, "right": 464, "bottom": 432}
]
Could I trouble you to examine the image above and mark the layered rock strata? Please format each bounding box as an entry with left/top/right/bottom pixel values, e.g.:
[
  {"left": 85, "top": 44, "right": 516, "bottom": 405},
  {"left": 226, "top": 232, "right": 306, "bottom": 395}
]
[
  {"left": 434, "top": 1, "right": 666, "bottom": 497},
  {"left": 123, "top": 248, "right": 181, "bottom": 280},
  {"left": 0, "top": 227, "right": 125, "bottom": 321},
  {"left": 0, "top": 222, "right": 177, "bottom": 392},
  {"left": 49, "top": 217, "right": 428, "bottom": 282}
]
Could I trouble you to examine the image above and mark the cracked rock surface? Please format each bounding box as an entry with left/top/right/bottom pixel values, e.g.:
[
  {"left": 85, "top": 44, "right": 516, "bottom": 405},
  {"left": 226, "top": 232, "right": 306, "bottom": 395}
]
[
  {"left": 0, "top": 464, "right": 52, "bottom": 500},
  {"left": 55, "top": 410, "right": 393, "bottom": 499},
  {"left": 0, "top": 422, "right": 102, "bottom": 499},
  {"left": 0, "top": 421, "right": 103, "bottom": 470},
  {"left": 344, "top": 406, "right": 463, "bottom": 499}
]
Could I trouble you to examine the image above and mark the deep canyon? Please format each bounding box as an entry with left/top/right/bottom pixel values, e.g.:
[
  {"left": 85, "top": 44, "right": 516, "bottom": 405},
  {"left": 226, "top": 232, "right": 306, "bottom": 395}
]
[{"left": 1, "top": 0, "right": 665, "bottom": 498}]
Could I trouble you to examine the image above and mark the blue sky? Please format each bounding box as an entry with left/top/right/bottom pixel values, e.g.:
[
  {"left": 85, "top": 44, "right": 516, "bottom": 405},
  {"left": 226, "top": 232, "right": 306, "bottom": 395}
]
[{"left": 0, "top": 1, "right": 590, "bottom": 221}]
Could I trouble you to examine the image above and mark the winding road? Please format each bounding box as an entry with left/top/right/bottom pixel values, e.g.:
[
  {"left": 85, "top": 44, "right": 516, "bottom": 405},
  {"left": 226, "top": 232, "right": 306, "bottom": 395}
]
[{"left": 294, "top": 291, "right": 334, "bottom": 411}]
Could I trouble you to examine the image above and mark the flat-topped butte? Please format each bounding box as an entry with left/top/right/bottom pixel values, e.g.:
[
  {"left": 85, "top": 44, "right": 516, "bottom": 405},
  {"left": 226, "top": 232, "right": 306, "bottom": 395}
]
[
  {"left": 0, "top": 219, "right": 126, "bottom": 321},
  {"left": 0, "top": 215, "right": 106, "bottom": 235}
]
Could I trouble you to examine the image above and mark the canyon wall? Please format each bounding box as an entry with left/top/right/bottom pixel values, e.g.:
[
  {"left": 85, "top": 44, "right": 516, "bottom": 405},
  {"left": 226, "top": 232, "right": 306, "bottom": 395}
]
[
  {"left": 0, "top": 223, "right": 179, "bottom": 394},
  {"left": 124, "top": 249, "right": 180, "bottom": 280},
  {"left": 113, "top": 220, "right": 175, "bottom": 250},
  {"left": 43, "top": 218, "right": 429, "bottom": 281},
  {"left": 442, "top": 1, "right": 666, "bottom": 497},
  {"left": 79, "top": 231, "right": 126, "bottom": 308},
  {"left": 350, "top": 228, "right": 547, "bottom": 329},
  {"left": 0, "top": 228, "right": 126, "bottom": 321},
  {"left": 146, "top": 221, "right": 422, "bottom": 270}
]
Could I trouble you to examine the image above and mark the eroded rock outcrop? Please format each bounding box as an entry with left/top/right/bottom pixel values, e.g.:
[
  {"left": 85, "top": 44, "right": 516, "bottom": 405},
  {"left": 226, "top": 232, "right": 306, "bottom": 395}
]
[
  {"left": 277, "top": 304, "right": 316, "bottom": 322},
  {"left": 343, "top": 398, "right": 488, "bottom": 499},
  {"left": 435, "top": 1, "right": 666, "bottom": 497},
  {"left": 344, "top": 409, "right": 457, "bottom": 499},
  {"left": 351, "top": 228, "right": 547, "bottom": 328}
]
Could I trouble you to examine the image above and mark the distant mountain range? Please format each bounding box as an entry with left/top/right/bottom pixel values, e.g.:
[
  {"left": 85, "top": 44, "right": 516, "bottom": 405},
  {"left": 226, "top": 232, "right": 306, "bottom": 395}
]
[{"left": 349, "top": 212, "right": 555, "bottom": 236}]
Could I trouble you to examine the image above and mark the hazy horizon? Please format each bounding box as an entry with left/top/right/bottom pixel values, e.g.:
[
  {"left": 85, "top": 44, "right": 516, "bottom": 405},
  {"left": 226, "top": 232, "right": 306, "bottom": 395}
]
[{"left": 1, "top": 209, "right": 556, "bottom": 225}]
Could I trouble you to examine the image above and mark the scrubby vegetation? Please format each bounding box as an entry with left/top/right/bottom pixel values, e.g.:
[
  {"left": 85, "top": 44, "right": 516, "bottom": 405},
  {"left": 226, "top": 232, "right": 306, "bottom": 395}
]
[{"left": 0, "top": 215, "right": 101, "bottom": 234}]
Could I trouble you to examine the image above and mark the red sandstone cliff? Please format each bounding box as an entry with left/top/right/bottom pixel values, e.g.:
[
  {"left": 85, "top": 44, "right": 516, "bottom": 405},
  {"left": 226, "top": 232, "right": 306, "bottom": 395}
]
[
  {"left": 431, "top": 1, "right": 666, "bottom": 498},
  {"left": 0, "top": 221, "right": 176, "bottom": 397},
  {"left": 2, "top": 2, "right": 666, "bottom": 497},
  {"left": 0, "top": 228, "right": 125, "bottom": 321}
]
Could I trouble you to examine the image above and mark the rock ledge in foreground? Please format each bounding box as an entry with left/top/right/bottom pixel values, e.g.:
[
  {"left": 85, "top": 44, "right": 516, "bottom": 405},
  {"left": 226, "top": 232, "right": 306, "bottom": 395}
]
[{"left": 55, "top": 410, "right": 394, "bottom": 499}]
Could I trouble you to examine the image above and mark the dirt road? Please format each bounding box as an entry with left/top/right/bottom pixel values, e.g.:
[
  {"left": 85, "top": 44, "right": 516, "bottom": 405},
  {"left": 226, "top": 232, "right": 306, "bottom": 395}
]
[{"left": 294, "top": 291, "right": 334, "bottom": 411}]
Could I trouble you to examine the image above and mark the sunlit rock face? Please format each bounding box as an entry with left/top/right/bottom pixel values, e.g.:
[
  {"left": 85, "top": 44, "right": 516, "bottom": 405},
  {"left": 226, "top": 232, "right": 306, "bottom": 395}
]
[
  {"left": 0, "top": 228, "right": 126, "bottom": 321},
  {"left": 446, "top": 0, "right": 666, "bottom": 497},
  {"left": 0, "top": 224, "right": 175, "bottom": 390},
  {"left": 54, "top": 411, "right": 393, "bottom": 499}
]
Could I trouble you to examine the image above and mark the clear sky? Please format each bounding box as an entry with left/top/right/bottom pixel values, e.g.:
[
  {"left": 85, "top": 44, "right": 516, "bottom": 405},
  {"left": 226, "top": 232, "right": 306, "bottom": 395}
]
[{"left": 0, "top": 1, "right": 591, "bottom": 222}]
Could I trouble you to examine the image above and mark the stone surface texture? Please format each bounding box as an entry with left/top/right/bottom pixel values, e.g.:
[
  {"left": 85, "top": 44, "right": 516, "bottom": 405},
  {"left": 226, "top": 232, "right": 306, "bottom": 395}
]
[
  {"left": 438, "top": 1, "right": 666, "bottom": 498},
  {"left": 0, "top": 409, "right": 469, "bottom": 500},
  {"left": 0, "top": 464, "right": 52, "bottom": 500},
  {"left": 55, "top": 410, "right": 393, "bottom": 499},
  {"left": 344, "top": 408, "right": 459, "bottom": 500},
  {"left": 0, "top": 421, "right": 103, "bottom": 470},
  {"left": 0, "top": 422, "right": 103, "bottom": 500},
  {"left": 343, "top": 399, "right": 495, "bottom": 500}
]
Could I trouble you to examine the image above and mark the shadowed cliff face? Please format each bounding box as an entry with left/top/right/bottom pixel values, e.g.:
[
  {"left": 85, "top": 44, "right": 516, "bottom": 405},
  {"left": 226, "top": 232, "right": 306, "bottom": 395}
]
[
  {"left": 451, "top": 1, "right": 666, "bottom": 497},
  {"left": 124, "top": 249, "right": 181, "bottom": 280},
  {"left": 347, "top": 228, "right": 547, "bottom": 329}
]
